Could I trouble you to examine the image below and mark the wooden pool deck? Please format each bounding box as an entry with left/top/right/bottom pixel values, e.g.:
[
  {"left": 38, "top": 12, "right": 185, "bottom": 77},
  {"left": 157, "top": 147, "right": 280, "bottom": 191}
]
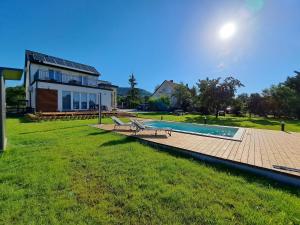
[{"left": 96, "top": 123, "right": 300, "bottom": 185}]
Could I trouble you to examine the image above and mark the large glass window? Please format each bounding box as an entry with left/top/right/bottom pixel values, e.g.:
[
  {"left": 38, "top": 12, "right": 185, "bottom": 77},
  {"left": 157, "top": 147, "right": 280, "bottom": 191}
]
[
  {"left": 73, "top": 92, "right": 80, "bottom": 110},
  {"left": 82, "top": 76, "right": 88, "bottom": 86},
  {"left": 89, "top": 93, "right": 97, "bottom": 109},
  {"left": 62, "top": 91, "right": 71, "bottom": 111},
  {"left": 49, "top": 70, "right": 55, "bottom": 80},
  {"left": 55, "top": 71, "right": 62, "bottom": 82},
  {"left": 81, "top": 93, "right": 87, "bottom": 109}
]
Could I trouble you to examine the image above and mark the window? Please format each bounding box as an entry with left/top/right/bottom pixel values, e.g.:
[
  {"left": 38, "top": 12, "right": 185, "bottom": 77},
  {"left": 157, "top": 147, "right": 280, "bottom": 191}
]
[
  {"left": 81, "top": 93, "right": 87, "bottom": 109},
  {"left": 49, "top": 70, "right": 55, "bottom": 80},
  {"left": 62, "top": 91, "right": 71, "bottom": 111},
  {"left": 82, "top": 76, "right": 88, "bottom": 86},
  {"left": 73, "top": 92, "right": 80, "bottom": 110},
  {"left": 89, "top": 93, "right": 97, "bottom": 109},
  {"left": 55, "top": 71, "right": 62, "bottom": 82}
]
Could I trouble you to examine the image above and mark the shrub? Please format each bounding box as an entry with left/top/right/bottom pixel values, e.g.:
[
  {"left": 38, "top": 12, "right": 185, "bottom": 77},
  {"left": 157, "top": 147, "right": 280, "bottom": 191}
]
[{"left": 148, "top": 96, "right": 170, "bottom": 111}]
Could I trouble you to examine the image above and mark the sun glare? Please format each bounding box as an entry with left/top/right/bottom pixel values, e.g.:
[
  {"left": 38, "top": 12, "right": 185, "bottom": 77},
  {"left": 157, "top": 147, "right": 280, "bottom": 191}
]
[{"left": 219, "top": 22, "right": 236, "bottom": 40}]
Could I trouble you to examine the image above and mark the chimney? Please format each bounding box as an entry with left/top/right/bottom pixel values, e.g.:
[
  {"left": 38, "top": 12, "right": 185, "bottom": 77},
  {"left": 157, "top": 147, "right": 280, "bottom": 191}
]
[{"left": 169, "top": 80, "right": 173, "bottom": 83}]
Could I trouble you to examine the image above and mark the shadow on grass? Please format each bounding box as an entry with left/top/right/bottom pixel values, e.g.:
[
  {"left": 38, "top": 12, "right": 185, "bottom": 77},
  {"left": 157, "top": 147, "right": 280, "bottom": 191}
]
[
  {"left": 100, "top": 136, "right": 136, "bottom": 147},
  {"left": 247, "top": 119, "right": 279, "bottom": 126},
  {"left": 87, "top": 130, "right": 112, "bottom": 136},
  {"left": 137, "top": 140, "right": 300, "bottom": 195}
]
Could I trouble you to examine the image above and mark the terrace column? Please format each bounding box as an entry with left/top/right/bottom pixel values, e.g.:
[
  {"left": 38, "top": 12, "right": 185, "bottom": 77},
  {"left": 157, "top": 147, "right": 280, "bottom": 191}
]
[
  {"left": 0, "top": 75, "right": 5, "bottom": 150},
  {"left": 0, "top": 67, "right": 23, "bottom": 151}
]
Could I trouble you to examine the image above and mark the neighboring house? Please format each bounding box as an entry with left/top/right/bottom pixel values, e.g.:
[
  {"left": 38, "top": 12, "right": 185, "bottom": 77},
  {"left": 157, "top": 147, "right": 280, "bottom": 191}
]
[
  {"left": 152, "top": 80, "right": 179, "bottom": 107},
  {"left": 24, "top": 50, "right": 117, "bottom": 112}
]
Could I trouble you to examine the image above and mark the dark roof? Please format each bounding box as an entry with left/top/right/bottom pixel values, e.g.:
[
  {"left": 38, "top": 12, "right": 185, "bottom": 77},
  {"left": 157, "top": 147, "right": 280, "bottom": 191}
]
[{"left": 25, "top": 50, "right": 100, "bottom": 76}]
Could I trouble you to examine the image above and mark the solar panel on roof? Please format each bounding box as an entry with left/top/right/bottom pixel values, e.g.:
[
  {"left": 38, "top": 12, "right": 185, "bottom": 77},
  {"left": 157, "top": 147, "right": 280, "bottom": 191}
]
[
  {"left": 54, "top": 57, "right": 64, "bottom": 65},
  {"left": 74, "top": 63, "right": 81, "bottom": 70},
  {"left": 32, "top": 53, "right": 45, "bottom": 62},
  {"left": 65, "top": 61, "right": 74, "bottom": 67},
  {"left": 44, "top": 56, "right": 56, "bottom": 64},
  {"left": 27, "top": 51, "right": 99, "bottom": 74}
]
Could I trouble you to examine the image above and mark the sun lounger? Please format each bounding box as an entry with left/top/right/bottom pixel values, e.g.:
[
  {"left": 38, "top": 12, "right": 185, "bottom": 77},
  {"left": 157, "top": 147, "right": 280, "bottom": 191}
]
[
  {"left": 131, "top": 119, "right": 172, "bottom": 136},
  {"left": 111, "top": 116, "right": 133, "bottom": 130}
]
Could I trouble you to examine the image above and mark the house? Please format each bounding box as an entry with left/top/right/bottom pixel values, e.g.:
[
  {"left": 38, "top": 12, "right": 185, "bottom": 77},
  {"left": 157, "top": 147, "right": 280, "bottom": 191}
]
[
  {"left": 24, "top": 50, "right": 117, "bottom": 112},
  {"left": 152, "top": 80, "right": 179, "bottom": 107}
]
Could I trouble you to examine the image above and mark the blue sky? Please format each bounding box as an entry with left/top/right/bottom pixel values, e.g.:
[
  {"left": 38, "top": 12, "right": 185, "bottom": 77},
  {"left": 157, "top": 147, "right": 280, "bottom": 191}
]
[{"left": 1, "top": 0, "right": 299, "bottom": 93}]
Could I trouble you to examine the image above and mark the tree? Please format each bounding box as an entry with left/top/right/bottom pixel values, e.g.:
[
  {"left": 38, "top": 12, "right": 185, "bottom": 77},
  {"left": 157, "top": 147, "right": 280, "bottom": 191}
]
[
  {"left": 236, "top": 93, "right": 249, "bottom": 115},
  {"left": 231, "top": 93, "right": 249, "bottom": 116},
  {"left": 248, "top": 93, "right": 266, "bottom": 117},
  {"left": 197, "top": 76, "right": 244, "bottom": 118},
  {"left": 172, "top": 82, "right": 192, "bottom": 111},
  {"left": 189, "top": 85, "right": 198, "bottom": 111},
  {"left": 285, "top": 71, "right": 300, "bottom": 118},
  {"left": 285, "top": 71, "right": 300, "bottom": 93},
  {"left": 6, "top": 86, "right": 25, "bottom": 106},
  {"left": 263, "top": 85, "right": 296, "bottom": 118},
  {"left": 128, "top": 73, "right": 140, "bottom": 108}
]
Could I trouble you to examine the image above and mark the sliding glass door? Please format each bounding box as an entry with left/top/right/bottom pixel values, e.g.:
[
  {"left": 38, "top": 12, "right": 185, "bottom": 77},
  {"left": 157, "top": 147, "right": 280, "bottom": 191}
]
[
  {"left": 73, "top": 92, "right": 80, "bottom": 110},
  {"left": 62, "top": 91, "right": 71, "bottom": 111}
]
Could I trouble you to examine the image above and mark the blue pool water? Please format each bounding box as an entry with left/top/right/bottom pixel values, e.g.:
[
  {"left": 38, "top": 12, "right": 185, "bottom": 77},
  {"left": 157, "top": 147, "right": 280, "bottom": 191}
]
[{"left": 144, "top": 121, "right": 238, "bottom": 137}]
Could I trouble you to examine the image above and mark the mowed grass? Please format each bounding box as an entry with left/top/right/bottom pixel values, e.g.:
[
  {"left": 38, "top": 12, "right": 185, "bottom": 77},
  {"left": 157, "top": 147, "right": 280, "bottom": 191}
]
[
  {"left": 137, "top": 113, "right": 300, "bottom": 132},
  {"left": 0, "top": 118, "right": 299, "bottom": 224}
]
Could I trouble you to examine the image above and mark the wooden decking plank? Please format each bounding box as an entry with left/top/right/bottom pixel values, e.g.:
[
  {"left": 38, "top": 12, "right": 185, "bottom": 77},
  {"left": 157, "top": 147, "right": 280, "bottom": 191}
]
[
  {"left": 215, "top": 139, "right": 234, "bottom": 158},
  {"left": 256, "top": 129, "right": 270, "bottom": 168},
  {"left": 239, "top": 129, "right": 252, "bottom": 164},
  {"left": 98, "top": 124, "right": 300, "bottom": 178},
  {"left": 247, "top": 129, "right": 256, "bottom": 166}
]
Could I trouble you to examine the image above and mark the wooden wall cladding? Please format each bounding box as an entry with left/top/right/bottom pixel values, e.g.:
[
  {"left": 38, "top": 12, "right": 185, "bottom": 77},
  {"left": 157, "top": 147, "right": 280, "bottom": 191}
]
[{"left": 36, "top": 88, "right": 58, "bottom": 112}]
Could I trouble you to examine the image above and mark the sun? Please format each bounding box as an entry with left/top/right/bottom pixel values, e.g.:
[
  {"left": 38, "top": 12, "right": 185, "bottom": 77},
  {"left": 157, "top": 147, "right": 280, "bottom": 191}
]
[{"left": 219, "top": 22, "right": 236, "bottom": 40}]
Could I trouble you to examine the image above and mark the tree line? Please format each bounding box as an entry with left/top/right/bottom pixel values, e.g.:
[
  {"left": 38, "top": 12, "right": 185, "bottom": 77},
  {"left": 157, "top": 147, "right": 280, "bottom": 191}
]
[{"left": 148, "top": 71, "right": 300, "bottom": 119}]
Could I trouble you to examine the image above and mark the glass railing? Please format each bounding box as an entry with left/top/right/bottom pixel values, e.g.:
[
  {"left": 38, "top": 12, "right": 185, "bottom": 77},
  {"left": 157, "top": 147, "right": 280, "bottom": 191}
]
[{"left": 34, "top": 70, "right": 98, "bottom": 87}]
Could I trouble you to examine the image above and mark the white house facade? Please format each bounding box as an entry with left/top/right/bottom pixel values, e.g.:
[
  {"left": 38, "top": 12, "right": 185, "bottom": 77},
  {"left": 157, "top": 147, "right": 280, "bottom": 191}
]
[
  {"left": 152, "top": 80, "right": 179, "bottom": 107},
  {"left": 24, "top": 50, "right": 117, "bottom": 112}
]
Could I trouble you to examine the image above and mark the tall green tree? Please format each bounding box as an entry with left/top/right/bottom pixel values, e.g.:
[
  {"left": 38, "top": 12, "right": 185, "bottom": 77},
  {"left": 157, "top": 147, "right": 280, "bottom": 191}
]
[
  {"left": 248, "top": 93, "right": 269, "bottom": 117},
  {"left": 128, "top": 73, "right": 140, "bottom": 108},
  {"left": 172, "top": 83, "right": 192, "bottom": 111},
  {"left": 231, "top": 93, "right": 249, "bottom": 116},
  {"left": 285, "top": 71, "right": 300, "bottom": 118},
  {"left": 263, "top": 85, "right": 297, "bottom": 118},
  {"left": 197, "top": 76, "right": 244, "bottom": 118}
]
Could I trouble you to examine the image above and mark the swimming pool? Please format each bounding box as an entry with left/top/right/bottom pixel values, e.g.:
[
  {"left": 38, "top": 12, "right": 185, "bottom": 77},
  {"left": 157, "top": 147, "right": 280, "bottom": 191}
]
[{"left": 144, "top": 120, "right": 244, "bottom": 140}]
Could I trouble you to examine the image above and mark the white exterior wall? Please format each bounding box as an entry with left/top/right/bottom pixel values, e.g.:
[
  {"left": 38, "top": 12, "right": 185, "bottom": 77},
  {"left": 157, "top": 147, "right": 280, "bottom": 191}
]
[
  {"left": 152, "top": 81, "right": 177, "bottom": 107},
  {"left": 31, "top": 82, "right": 113, "bottom": 111}
]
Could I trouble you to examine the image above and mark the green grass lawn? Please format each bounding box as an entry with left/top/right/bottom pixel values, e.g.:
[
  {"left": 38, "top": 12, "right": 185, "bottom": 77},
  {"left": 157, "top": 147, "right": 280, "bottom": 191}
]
[
  {"left": 137, "top": 113, "right": 300, "bottom": 132},
  {"left": 0, "top": 118, "right": 299, "bottom": 224}
]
